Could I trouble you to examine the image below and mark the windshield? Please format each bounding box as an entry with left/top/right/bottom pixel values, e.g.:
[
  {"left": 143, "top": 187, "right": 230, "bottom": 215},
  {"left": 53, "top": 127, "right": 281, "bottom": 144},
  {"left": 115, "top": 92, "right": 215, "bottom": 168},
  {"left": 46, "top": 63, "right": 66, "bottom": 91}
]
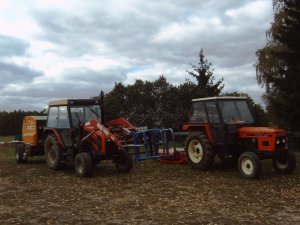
[
  {"left": 70, "top": 105, "right": 101, "bottom": 127},
  {"left": 219, "top": 100, "right": 254, "bottom": 124}
]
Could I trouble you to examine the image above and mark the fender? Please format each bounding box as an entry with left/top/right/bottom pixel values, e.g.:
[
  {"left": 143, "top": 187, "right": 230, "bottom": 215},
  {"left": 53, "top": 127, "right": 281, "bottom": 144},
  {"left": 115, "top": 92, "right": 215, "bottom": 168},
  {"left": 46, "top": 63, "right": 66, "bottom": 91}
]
[
  {"left": 44, "top": 128, "right": 65, "bottom": 149},
  {"left": 182, "top": 123, "right": 215, "bottom": 145}
]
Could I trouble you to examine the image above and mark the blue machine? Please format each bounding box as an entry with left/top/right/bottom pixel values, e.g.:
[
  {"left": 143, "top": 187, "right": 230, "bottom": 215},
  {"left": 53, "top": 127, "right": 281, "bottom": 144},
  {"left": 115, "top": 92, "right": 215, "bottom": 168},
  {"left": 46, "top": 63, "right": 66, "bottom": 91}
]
[{"left": 130, "top": 128, "right": 176, "bottom": 162}]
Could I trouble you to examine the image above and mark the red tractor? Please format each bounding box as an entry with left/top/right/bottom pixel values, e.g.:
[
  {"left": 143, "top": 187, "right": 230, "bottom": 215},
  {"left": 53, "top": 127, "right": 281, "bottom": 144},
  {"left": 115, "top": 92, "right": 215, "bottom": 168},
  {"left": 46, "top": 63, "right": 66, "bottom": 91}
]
[
  {"left": 183, "top": 97, "right": 296, "bottom": 179},
  {"left": 43, "top": 99, "right": 136, "bottom": 177}
]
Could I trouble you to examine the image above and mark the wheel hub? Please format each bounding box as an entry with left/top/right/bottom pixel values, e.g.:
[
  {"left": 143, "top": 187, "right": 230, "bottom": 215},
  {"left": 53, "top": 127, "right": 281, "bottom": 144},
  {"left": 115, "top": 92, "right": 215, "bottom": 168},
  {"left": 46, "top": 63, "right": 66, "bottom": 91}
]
[
  {"left": 241, "top": 158, "right": 253, "bottom": 175},
  {"left": 188, "top": 140, "right": 203, "bottom": 163}
]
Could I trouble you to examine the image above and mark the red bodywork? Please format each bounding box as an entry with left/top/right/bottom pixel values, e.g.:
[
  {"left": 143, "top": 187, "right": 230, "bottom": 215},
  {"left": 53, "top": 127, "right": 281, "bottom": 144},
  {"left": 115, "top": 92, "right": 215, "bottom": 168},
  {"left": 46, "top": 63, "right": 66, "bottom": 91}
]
[
  {"left": 239, "top": 127, "right": 287, "bottom": 152},
  {"left": 182, "top": 124, "right": 287, "bottom": 152},
  {"left": 182, "top": 124, "right": 214, "bottom": 144},
  {"left": 82, "top": 117, "right": 137, "bottom": 155}
]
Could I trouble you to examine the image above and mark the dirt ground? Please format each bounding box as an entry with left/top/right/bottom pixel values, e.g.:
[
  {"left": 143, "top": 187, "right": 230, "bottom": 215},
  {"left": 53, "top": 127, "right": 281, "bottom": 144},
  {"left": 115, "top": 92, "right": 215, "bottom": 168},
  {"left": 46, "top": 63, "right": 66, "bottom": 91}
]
[{"left": 0, "top": 145, "right": 300, "bottom": 225}]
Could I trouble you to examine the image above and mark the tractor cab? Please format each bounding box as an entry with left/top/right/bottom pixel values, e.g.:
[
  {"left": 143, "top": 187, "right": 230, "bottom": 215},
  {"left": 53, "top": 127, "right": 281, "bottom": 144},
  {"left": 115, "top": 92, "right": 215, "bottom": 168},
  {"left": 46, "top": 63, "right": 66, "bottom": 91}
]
[
  {"left": 45, "top": 99, "right": 102, "bottom": 147},
  {"left": 188, "top": 96, "right": 254, "bottom": 146}
]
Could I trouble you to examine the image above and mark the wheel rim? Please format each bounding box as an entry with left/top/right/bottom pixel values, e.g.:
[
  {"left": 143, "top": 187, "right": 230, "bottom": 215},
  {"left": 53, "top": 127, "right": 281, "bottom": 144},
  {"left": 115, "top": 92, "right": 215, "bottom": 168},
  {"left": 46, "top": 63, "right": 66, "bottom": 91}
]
[
  {"left": 241, "top": 158, "right": 254, "bottom": 175},
  {"left": 76, "top": 158, "right": 84, "bottom": 174},
  {"left": 188, "top": 140, "right": 203, "bottom": 163},
  {"left": 276, "top": 157, "right": 288, "bottom": 170},
  {"left": 48, "top": 145, "right": 57, "bottom": 163}
]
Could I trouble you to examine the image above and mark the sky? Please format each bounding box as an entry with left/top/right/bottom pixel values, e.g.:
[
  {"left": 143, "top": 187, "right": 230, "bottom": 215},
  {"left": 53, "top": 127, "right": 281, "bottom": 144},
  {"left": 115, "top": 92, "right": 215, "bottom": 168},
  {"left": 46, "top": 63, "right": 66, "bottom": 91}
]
[{"left": 0, "top": 0, "right": 273, "bottom": 111}]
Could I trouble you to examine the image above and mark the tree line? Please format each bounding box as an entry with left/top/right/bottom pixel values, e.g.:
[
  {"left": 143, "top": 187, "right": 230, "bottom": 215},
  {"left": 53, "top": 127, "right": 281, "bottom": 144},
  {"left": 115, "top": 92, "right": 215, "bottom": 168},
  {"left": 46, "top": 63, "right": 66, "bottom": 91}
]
[{"left": 0, "top": 110, "right": 45, "bottom": 136}]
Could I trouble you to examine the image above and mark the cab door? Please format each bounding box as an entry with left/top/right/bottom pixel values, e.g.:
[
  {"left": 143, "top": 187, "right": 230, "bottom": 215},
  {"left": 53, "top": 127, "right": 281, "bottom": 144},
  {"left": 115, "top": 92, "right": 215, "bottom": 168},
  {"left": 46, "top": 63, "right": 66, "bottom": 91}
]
[{"left": 204, "top": 101, "right": 226, "bottom": 145}]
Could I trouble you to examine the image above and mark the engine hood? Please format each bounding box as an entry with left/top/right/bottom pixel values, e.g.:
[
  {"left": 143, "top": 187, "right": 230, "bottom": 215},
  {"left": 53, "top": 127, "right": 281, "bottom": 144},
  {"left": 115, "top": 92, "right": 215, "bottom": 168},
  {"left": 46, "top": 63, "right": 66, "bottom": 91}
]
[{"left": 239, "top": 127, "right": 287, "bottom": 137}]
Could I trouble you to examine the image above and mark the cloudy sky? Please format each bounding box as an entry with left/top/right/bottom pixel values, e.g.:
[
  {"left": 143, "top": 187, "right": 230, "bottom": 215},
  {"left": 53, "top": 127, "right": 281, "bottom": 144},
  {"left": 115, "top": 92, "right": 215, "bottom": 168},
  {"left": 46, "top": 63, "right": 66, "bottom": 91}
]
[{"left": 0, "top": 0, "right": 273, "bottom": 111}]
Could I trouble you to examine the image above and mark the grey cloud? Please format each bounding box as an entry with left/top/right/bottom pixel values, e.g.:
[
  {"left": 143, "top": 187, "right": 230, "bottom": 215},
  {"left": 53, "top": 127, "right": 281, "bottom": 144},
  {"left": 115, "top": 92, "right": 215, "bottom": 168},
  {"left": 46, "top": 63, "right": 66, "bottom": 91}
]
[
  {"left": 0, "top": 35, "right": 29, "bottom": 57},
  {"left": 0, "top": 61, "right": 43, "bottom": 88}
]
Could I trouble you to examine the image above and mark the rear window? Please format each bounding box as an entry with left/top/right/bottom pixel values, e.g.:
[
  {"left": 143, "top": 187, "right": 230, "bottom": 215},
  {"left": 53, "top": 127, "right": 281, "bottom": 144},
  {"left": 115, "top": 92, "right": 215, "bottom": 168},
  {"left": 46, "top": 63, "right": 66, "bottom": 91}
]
[{"left": 190, "top": 102, "right": 207, "bottom": 122}]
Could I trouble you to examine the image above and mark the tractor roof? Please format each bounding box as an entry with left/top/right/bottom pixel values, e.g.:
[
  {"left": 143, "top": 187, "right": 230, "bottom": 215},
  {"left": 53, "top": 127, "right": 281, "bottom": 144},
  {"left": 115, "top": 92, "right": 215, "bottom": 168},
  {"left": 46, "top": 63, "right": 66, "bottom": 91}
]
[
  {"left": 48, "top": 99, "right": 100, "bottom": 107},
  {"left": 192, "top": 96, "right": 248, "bottom": 102},
  {"left": 25, "top": 115, "right": 47, "bottom": 121}
]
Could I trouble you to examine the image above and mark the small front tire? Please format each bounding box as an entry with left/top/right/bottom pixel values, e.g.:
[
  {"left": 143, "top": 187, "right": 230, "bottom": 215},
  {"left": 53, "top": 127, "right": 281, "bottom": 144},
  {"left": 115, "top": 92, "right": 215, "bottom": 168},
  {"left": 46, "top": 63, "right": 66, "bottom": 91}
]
[
  {"left": 238, "top": 152, "right": 261, "bottom": 179},
  {"left": 16, "top": 143, "right": 27, "bottom": 163},
  {"left": 115, "top": 150, "right": 133, "bottom": 173},
  {"left": 272, "top": 151, "right": 296, "bottom": 174},
  {"left": 74, "top": 152, "right": 94, "bottom": 177}
]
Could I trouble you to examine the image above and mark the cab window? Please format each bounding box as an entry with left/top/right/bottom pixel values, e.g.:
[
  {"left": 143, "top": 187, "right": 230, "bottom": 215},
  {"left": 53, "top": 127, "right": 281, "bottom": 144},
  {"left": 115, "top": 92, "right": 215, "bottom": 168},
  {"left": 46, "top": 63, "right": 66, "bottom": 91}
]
[
  {"left": 190, "top": 102, "right": 207, "bottom": 122},
  {"left": 205, "top": 102, "right": 220, "bottom": 123},
  {"left": 47, "top": 106, "right": 70, "bottom": 128}
]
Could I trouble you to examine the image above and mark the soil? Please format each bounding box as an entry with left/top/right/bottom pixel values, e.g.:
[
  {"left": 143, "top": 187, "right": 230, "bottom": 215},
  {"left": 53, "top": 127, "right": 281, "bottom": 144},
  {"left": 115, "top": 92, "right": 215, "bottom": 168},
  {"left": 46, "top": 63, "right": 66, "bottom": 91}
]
[{"left": 1, "top": 144, "right": 300, "bottom": 225}]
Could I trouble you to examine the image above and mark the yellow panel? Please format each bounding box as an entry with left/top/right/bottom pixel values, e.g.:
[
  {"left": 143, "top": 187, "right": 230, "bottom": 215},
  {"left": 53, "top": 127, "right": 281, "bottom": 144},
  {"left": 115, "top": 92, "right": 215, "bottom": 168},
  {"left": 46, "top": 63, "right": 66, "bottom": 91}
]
[{"left": 22, "top": 116, "right": 38, "bottom": 145}]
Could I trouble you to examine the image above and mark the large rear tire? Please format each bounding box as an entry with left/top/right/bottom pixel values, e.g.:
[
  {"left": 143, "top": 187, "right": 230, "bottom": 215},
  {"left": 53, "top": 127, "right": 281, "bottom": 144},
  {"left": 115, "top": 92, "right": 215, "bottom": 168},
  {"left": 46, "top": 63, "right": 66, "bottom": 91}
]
[
  {"left": 185, "top": 132, "right": 215, "bottom": 170},
  {"left": 44, "top": 134, "right": 63, "bottom": 170},
  {"left": 16, "top": 143, "right": 27, "bottom": 163},
  {"left": 238, "top": 151, "right": 261, "bottom": 179},
  {"left": 272, "top": 151, "right": 296, "bottom": 174},
  {"left": 115, "top": 150, "right": 133, "bottom": 173},
  {"left": 74, "top": 152, "right": 94, "bottom": 177}
]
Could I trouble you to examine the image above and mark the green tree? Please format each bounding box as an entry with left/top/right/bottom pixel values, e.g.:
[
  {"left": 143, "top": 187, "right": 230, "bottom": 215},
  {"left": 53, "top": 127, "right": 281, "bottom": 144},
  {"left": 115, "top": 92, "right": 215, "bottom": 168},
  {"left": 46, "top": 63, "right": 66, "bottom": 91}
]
[
  {"left": 256, "top": 0, "right": 300, "bottom": 130},
  {"left": 101, "top": 76, "right": 180, "bottom": 128},
  {"left": 187, "top": 48, "right": 224, "bottom": 98}
]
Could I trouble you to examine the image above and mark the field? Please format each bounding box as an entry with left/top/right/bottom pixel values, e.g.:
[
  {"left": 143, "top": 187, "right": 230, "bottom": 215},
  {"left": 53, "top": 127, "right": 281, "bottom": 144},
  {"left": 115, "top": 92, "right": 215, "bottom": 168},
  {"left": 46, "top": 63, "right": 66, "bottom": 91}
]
[{"left": 1, "top": 144, "right": 300, "bottom": 225}]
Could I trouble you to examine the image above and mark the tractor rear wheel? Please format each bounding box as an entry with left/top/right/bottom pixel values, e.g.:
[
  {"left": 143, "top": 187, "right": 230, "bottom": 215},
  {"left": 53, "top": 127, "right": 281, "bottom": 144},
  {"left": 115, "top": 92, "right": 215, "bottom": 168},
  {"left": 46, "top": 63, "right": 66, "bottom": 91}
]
[
  {"left": 238, "top": 151, "right": 261, "bottom": 179},
  {"left": 272, "top": 151, "right": 296, "bottom": 174},
  {"left": 44, "top": 134, "right": 63, "bottom": 170},
  {"left": 16, "top": 143, "right": 27, "bottom": 163},
  {"left": 115, "top": 150, "right": 133, "bottom": 173},
  {"left": 74, "top": 152, "right": 94, "bottom": 177},
  {"left": 185, "top": 132, "right": 215, "bottom": 170}
]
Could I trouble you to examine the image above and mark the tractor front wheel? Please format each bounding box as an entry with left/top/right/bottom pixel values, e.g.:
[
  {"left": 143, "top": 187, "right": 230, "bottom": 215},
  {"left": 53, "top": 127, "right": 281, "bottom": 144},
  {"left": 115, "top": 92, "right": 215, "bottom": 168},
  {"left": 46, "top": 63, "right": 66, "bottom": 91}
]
[
  {"left": 74, "top": 152, "right": 94, "bottom": 177},
  {"left": 115, "top": 150, "right": 133, "bottom": 173},
  {"left": 272, "top": 151, "right": 296, "bottom": 174},
  {"left": 238, "top": 151, "right": 261, "bottom": 179},
  {"left": 16, "top": 143, "right": 27, "bottom": 163},
  {"left": 185, "top": 132, "right": 215, "bottom": 170},
  {"left": 44, "top": 134, "right": 63, "bottom": 170}
]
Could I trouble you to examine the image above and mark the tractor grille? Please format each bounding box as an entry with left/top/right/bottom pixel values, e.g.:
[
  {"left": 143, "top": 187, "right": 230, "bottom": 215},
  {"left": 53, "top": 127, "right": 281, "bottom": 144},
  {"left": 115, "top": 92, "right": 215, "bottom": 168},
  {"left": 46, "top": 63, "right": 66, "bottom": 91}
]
[{"left": 276, "top": 137, "right": 287, "bottom": 149}]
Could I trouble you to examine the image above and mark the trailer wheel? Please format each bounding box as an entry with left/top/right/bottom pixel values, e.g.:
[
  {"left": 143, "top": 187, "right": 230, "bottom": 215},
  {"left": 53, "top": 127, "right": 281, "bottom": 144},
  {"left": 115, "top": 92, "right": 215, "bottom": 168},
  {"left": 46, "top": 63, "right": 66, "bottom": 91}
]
[
  {"left": 115, "top": 150, "right": 133, "bottom": 173},
  {"left": 272, "top": 151, "right": 296, "bottom": 174},
  {"left": 185, "top": 132, "right": 215, "bottom": 170},
  {"left": 74, "top": 152, "right": 94, "bottom": 177},
  {"left": 45, "top": 134, "right": 63, "bottom": 170},
  {"left": 238, "top": 152, "right": 261, "bottom": 179},
  {"left": 16, "top": 143, "right": 27, "bottom": 163}
]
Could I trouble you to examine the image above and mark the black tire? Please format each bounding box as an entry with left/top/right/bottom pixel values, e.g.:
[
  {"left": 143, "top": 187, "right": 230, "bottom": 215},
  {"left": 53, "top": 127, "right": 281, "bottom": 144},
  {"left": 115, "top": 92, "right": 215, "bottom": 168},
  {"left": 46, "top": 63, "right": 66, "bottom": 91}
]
[
  {"left": 184, "top": 132, "right": 215, "bottom": 170},
  {"left": 238, "top": 151, "right": 261, "bottom": 179},
  {"left": 272, "top": 151, "right": 296, "bottom": 174},
  {"left": 44, "top": 134, "right": 63, "bottom": 170},
  {"left": 16, "top": 143, "right": 27, "bottom": 163},
  {"left": 74, "top": 152, "right": 94, "bottom": 177},
  {"left": 115, "top": 150, "right": 133, "bottom": 173}
]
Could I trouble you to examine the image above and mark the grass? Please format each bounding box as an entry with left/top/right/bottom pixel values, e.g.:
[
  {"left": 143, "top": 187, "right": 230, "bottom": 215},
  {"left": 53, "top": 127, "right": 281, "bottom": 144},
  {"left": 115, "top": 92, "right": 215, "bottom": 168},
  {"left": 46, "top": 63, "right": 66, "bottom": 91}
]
[{"left": 0, "top": 135, "right": 15, "bottom": 142}]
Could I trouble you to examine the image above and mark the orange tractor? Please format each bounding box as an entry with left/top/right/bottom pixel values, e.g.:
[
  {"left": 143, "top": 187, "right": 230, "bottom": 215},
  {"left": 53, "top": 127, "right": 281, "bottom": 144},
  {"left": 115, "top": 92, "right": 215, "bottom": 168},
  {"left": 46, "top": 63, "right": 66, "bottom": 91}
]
[
  {"left": 16, "top": 99, "right": 138, "bottom": 177},
  {"left": 183, "top": 96, "right": 296, "bottom": 179}
]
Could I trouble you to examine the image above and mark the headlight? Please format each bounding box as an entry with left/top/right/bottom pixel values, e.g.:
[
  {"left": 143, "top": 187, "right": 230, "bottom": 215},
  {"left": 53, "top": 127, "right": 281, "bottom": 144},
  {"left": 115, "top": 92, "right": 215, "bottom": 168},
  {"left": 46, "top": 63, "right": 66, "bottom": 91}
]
[{"left": 276, "top": 140, "right": 280, "bottom": 145}]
